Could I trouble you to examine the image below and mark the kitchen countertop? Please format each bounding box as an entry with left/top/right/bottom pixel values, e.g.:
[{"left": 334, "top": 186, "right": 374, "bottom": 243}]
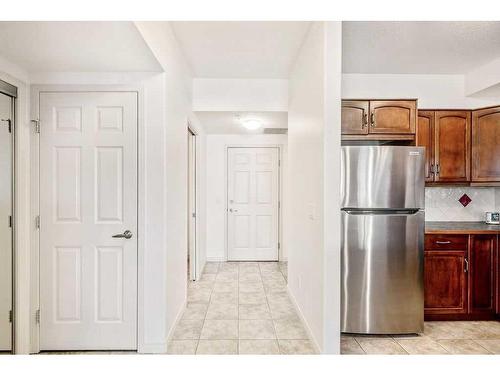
[{"left": 425, "top": 221, "right": 500, "bottom": 234}]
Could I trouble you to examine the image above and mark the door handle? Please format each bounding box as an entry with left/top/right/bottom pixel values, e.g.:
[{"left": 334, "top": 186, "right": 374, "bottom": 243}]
[
  {"left": 229, "top": 208, "right": 238, "bottom": 213},
  {"left": 112, "top": 230, "right": 133, "bottom": 239},
  {"left": 370, "top": 113, "right": 375, "bottom": 127},
  {"left": 464, "top": 258, "right": 469, "bottom": 273},
  {"left": 362, "top": 113, "right": 368, "bottom": 128}
]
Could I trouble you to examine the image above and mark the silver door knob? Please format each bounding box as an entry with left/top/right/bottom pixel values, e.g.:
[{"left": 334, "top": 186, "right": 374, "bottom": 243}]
[{"left": 112, "top": 230, "right": 133, "bottom": 239}]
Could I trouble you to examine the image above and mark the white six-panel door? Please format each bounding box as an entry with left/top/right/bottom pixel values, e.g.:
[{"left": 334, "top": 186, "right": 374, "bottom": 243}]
[
  {"left": 39, "top": 92, "right": 137, "bottom": 350},
  {"left": 227, "top": 147, "right": 279, "bottom": 261}
]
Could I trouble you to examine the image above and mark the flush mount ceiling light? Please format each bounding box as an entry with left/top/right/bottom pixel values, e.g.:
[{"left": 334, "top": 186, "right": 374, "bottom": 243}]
[{"left": 242, "top": 119, "right": 262, "bottom": 130}]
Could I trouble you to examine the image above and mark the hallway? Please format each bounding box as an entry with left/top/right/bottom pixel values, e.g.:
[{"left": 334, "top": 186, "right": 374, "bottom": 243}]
[{"left": 168, "top": 262, "right": 316, "bottom": 354}]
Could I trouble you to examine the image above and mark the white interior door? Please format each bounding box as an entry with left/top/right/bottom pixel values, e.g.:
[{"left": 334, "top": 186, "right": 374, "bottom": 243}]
[
  {"left": 188, "top": 129, "right": 196, "bottom": 280},
  {"left": 39, "top": 92, "right": 137, "bottom": 350},
  {"left": 0, "top": 93, "right": 13, "bottom": 351},
  {"left": 227, "top": 147, "right": 279, "bottom": 261}
]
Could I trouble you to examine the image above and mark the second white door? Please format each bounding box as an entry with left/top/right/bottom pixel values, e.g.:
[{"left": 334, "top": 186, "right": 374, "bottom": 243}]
[
  {"left": 39, "top": 92, "right": 138, "bottom": 350},
  {"left": 227, "top": 147, "right": 279, "bottom": 261}
]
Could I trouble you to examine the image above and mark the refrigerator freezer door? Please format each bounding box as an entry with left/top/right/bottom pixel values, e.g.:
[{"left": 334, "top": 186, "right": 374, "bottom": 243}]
[
  {"left": 341, "top": 210, "right": 424, "bottom": 334},
  {"left": 341, "top": 146, "right": 425, "bottom": 209}
]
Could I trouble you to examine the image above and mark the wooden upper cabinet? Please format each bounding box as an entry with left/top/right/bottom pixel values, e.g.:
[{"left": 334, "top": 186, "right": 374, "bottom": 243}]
[
  {"left": 434, "top": 111, "right": 471, "bottom": 183},
  {"left": 472, "top": 106, "right": 500, "bottom": 182},
  {"left": 469, "top": 235, "right": 497, "bottom": 315},
  {"left": 417, "top": 111, "right": 435, "bottom": 182},
  {"left": 369, "top": 100, "right": 416, "bottom": 134},
  {"left": 341, "top": 100, "right": 369, "bottom": 135},
  {"left": 424, "top": 250, "right": 468, "bottom": 315}
]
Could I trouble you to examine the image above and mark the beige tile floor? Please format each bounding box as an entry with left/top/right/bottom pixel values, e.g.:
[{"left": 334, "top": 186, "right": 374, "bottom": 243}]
[
  {"left": 168, "top": 261, "right": 316, "bottom": 355},
  {"left": 341, "top": 321, "right": 500, "bottom": 355}
]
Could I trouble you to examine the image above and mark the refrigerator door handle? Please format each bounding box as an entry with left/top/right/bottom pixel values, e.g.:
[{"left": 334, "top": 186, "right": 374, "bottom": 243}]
[{"left": 342, "top": 209, "right": 421, "bottom": 215}]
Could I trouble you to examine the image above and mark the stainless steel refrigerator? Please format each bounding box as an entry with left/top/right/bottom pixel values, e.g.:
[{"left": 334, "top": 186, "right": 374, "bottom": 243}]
[{"left": 341, "top": 146, "right": 425, "bottom": 334}]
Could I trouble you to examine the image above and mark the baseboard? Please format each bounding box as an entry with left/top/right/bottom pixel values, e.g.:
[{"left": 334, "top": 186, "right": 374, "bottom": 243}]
[
  {"left": 286, "top": 285, "right": 322, "bottom": 354},
  {"left": 138, "top": 342, "right": 168, "bottom": 354},
  {"left": 165, "top": 299, "right": 187, "bottom": 351},
  {"left": 206, "top": 256, "right": 226, "bottom": 262}
]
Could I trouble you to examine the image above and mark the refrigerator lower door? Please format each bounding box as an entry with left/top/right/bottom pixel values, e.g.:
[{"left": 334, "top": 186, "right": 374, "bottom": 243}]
[{"left": 341, "top": 210, "right": 424, "bottom": 334}]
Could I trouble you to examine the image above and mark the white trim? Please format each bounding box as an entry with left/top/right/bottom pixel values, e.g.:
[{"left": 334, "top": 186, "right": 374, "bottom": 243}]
[
  {"left": 30, "top": 84, "right": 145, "bottom": 353},
  {"left": 224, "top": 144, "right": 284, "bottom": 262},
  {"left": 286, "top": 285, "right": 321, "bottom": 354},
  {"left": 206, "top": 256, "right": 226, "bottom": 262},
  {"left": 187, "top": 124, "right": 198, "bottom": 281}
]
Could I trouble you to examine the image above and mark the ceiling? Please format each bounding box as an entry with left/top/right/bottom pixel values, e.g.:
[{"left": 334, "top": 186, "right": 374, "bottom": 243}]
[
  {"left": 171, "top": 21, "right": 311, "bottom": 78},
  {"left": 195, "top": 111, "right": 287, "bottom": 134},
  {"left": 342, "top": 21, "right": 500, "bottom": 74},
  {"left": 0, "top": 22, "right": 162, "bottom": 72}
]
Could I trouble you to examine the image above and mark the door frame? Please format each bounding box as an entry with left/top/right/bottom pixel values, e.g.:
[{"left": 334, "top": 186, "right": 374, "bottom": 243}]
[
  {"left": 0, "top": 81, "right": 17, "bottom": 353},
  {"left": 30, "top": 85, "right": 143, "bottom": 353},
  {"left": 224, "top": 145, "right": 283, "bottom": 262},
  {"left": 187, "top": 125, "right": 197, "bottom": 281}
]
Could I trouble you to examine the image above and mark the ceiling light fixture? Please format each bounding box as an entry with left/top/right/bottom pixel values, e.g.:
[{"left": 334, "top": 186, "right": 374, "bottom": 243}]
[{"left": 242, "top": 119, "right": 262, "bottom": 130}]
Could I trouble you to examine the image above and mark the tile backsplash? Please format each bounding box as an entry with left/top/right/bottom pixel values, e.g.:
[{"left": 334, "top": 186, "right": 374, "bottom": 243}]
[{"left": 425, "top": 187, "right": 500, "bottom": 222}]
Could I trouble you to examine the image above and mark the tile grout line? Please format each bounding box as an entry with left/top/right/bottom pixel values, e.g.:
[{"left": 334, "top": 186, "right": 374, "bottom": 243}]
[
  {"left": 195, "top": 262, "right": 218, "bottom": 354},
  {"left": 472, "top": 339, "right": 495, "bottom": 354},
  {"left": 352, "top": 337, "right": 367, "bottom": 354},
  {"left": 261, "top": 262, "right": 281, "bottom": 354}
]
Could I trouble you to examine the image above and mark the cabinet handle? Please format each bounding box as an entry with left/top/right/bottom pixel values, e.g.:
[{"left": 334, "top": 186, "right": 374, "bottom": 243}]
[
  {"left": 436, "top": 164, "right": 440, "bottom": 174},
  {"left": 370, "top": 113, "right": 375, "bottom": 127},
  {"left": 362, "top": 113, "right": 368, "bottom": 128},
  {"left": 430, "top": 164, "right": 435, "bottom": 175},
  {"left": 435, "top": 240, "right": 451, "bottom": 244},
  {"left": 464, "top": 258, "right": 469, "bottom": 273}
]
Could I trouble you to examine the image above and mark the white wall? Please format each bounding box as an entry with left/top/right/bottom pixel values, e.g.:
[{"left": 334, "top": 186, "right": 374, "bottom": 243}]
[
  {"left": 193, "top": 78, "right": 288, "bottom": 112},
  {"left": 134, "top": 22, "right": 203, "bottom": 352},
  {"left": 342, "top": 74, "right": 499, "bottom": 108},
  {"left": 205, "top": 134, "right": 288, "bottom": 261},
  {"left": 287, "top": 21, "right": 342, "bottom": 354}
]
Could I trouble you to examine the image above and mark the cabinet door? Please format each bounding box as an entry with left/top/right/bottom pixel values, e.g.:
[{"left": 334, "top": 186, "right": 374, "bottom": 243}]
[
  {"left": 469, "top": 235, "right": 497, "bottom": 314},
  {"left": 341, "top": 100, "right": 369, "bottom": 135},
  {"left": 424, "top": 250, "right": 468, "bottom": 314},
  {"left": 434, "top": 111, "right": 471, "bottom": 182},
  {"left": 417, "top": 111, "right": 435, "bottom": 182},
  {"left": 369, "top": 100, "right": 416, "bottom": 134},
  {"left": 472, "top": 106, "right": 500, "bottom": 182}
]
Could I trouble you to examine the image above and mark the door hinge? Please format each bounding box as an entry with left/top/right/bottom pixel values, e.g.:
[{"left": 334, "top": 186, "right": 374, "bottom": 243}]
[
  {"left": 278, "top": 201, "right": 281, "bottom": 209},
  {"left": 278, "top": 242, "right": 281, "bottom": 250},
  {"left": 35, "top": 309, "right": 40, "bottom": 324},
  {"left": 35, "top": 215, "right": 40, "bottom": 230},
  {"left": 8, "top": 215, "right": 12, "bottom": 228},
  {"left": 192, "top": 212, "right": 196, "bottom": 218},
  {"left": 9, "top": 310, "right": 13, "bottom": 323},
  {"left": 31, "top": 119, "right": 40, "bottom": 134},
  {"left": 0, "top": 118, "right": 11, "bottom": 133}
]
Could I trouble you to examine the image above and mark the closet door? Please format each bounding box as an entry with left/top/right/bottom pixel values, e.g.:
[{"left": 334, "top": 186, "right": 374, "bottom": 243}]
[{"left": 0, "top": 92, "right": 13, "bottom": 352}]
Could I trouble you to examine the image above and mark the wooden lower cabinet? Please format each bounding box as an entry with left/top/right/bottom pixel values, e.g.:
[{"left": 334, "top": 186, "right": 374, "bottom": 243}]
[
  {"left": 424, "top": 250, "right": 468, "bottom": 315},
  {"left": 469, "top": 235, "right": 497, "bottom": 315},
  {"left": 425, "top": 233, "right": 499, "bottom": 320}
]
